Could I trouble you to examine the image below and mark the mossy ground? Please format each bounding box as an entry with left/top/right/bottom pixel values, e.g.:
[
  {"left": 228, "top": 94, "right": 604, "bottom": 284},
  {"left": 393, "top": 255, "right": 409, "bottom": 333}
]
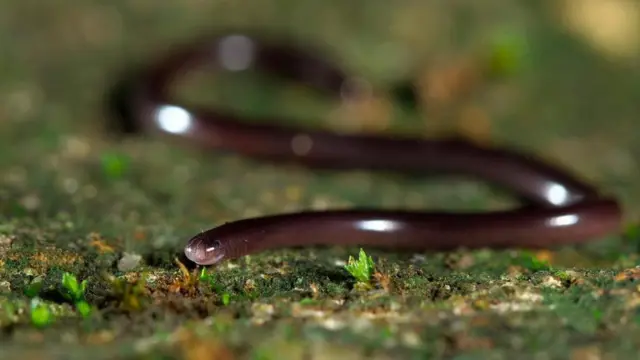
[{"left": 1, "top": 1, "right": 640, "bottom": 359}]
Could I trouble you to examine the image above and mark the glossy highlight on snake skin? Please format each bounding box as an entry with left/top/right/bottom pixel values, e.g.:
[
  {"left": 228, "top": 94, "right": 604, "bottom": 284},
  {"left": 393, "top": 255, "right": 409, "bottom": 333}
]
[{"left": 110, "top": 32, "right": 623, "bottom": 266}]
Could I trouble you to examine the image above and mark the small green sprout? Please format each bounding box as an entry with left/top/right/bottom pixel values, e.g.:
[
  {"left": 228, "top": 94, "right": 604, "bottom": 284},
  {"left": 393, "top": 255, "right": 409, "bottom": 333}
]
[
  {"left": 100, "top": 152, "right": 130, "bottom": 179},
  {"left": 62, "top": 272, "right": 87, "bottom": 302},
  {"left": 517, "top": 251, "right": 551, "bottom": 272},
  {"left": 199, "top": 267, "right": 213, "bottom": 283},
  {"left": 345, "top": 248, "right": 376, "bottom": 285},
  {"left": 485, "top": 29, "right": 529, "bottom": 78},
  {"left": 75, "top": 300, "right": 92, "bottom": 318},
  {"left": 61, "top": 272, "right": 92, "bottom": 318},
  {"left": 30, "top": 298, "right": 53, "bottom": 328},
  {"left": 221, "top": 293, "right": 230, "bottom": 306}
]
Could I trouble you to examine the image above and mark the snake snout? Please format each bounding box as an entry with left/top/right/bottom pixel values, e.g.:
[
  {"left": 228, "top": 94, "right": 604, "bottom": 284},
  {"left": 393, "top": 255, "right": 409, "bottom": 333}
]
[{"left": 184, "top": 234, "right": 226, "bottom": 265}]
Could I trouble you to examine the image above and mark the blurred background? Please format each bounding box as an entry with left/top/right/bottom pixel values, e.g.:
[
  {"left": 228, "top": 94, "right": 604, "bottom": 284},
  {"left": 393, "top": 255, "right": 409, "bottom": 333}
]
[
  {"left": 1, "top": 1, "right": 638, "bottom": 219},
  {"left": 0, "top": 0, "right": 639, "bottom": 358}
]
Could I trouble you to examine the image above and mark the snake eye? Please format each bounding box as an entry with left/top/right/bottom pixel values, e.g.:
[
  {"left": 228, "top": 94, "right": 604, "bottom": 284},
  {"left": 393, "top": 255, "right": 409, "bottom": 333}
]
[
  {"left": 203, "top": 240, "right": 226, "bottom": 264},
  {"left": 209, "top": 240, "right": 222, "bottom": 249}
]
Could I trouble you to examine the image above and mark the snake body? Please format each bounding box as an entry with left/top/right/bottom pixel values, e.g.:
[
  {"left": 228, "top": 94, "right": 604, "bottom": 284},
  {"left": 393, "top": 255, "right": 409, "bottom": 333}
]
[{"left": 109, "top": 32, "right": 622, "bottom": 266}]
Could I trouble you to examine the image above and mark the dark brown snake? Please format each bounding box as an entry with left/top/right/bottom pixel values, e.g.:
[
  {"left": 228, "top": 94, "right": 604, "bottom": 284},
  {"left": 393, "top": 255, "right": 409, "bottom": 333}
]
[{"left": 107, "top": 32, "right": 622, "bottom": 266}]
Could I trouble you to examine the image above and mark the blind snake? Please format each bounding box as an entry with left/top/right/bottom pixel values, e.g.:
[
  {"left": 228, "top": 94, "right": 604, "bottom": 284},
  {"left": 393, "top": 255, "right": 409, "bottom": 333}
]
[{"left": 108, "top": 32, "right": 622, "bottom": 266}]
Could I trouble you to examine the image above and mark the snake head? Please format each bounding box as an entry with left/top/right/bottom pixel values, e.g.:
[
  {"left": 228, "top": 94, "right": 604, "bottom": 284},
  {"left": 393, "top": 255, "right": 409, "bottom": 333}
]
[{"left": 184, "top": 233, "right": 226, "bottom": 266}]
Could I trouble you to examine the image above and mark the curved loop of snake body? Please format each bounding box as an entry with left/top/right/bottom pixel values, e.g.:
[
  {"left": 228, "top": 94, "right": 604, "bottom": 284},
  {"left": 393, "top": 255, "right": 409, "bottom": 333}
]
[{"left": 110, "top": 32, "right": 622, "bottom": 266}]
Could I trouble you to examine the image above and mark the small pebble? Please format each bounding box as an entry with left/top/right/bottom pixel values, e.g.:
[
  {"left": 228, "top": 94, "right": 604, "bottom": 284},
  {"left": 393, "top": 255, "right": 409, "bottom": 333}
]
[{"left": 118, "top": 252, "right": 142, "bottom": 272}]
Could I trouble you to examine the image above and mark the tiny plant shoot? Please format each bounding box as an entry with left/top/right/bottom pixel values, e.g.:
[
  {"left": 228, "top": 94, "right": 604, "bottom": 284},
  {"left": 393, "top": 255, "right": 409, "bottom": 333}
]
[
  {"left": 61, "top": 272, "right": 92, "bottom": 318},
  {"left": 30, "top": 298, "right": 53, "bottom": 328},
  {"left": 486, "top": 28, "right": 529, "bottom": 78},
  {"left": 100, "top": 152, "right": 130, "bottom": 179},
  {"left": 517, "top": 251, "right": 552, "bottom": 272},
  {"left": 222, "top": 293, "right": 231, "bottom": 306},
  {"left": 344, "top": 248, "right": 375, "bottom": 286}
]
